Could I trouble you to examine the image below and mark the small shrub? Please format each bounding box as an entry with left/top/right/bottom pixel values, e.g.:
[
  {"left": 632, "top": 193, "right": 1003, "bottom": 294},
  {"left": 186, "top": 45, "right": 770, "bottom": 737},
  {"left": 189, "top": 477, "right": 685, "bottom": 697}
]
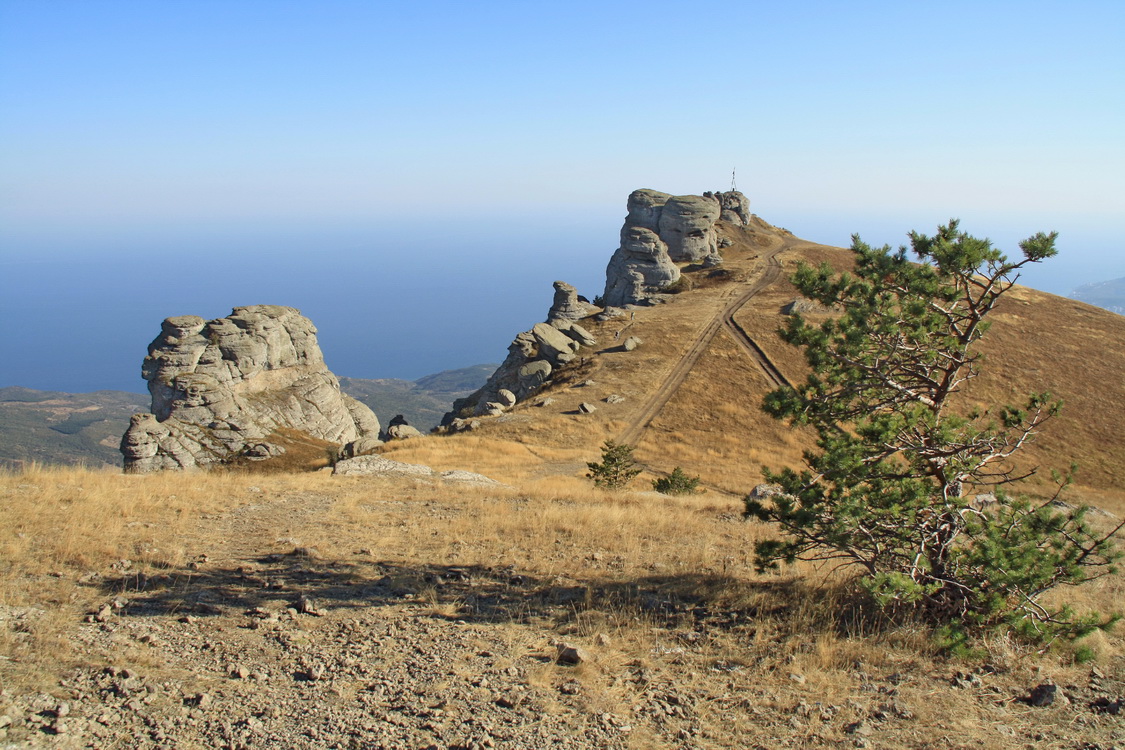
[
  {"left": 663, "top": 276, "right": 689, "bottom": 294},
  {"left": 652, "top": 467, "right": 701, "bottom": 495},
  {"left": 587, "top": 441, "right": 641, "bottom": 490}
]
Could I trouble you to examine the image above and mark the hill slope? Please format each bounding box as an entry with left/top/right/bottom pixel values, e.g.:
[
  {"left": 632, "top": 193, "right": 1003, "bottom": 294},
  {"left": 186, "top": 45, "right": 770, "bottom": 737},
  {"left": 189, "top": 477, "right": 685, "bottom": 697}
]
[{"left": 385, "top": 218, "right": 1125, "bottom": 514}]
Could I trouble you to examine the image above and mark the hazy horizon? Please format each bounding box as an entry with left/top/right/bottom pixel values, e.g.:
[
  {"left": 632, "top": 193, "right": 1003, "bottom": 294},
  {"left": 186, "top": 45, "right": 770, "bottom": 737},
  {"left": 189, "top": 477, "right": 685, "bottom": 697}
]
[{"left": 2, "top": 1, "right": 1122, "bottom": 393}]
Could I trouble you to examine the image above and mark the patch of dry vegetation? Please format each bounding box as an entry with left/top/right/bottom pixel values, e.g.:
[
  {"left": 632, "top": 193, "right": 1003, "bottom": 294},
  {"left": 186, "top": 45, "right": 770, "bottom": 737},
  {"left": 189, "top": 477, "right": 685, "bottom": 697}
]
[
  {"left": 3, "top": 221, "right": 1123, "bottom": 746},
  {"left": 3, "top": 463, "right": 1122, "bottom": 747},
  {"left": 0, "top": 465, "right": 268, "bottom": 691}
]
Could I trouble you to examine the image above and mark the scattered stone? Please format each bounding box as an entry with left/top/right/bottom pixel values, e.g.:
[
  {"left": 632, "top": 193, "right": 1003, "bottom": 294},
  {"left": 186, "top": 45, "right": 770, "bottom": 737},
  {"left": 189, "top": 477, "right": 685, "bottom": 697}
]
[
  {"left": 332, "top": 455, "right": 436, "bottom": 478},
  {"left": 1025, "top": 683, "right": 1057, "bottom": 706},
  {"left": 951, "top": 671, "right": 983, "bottom": 689},
  {"left": 622, "top": 336, "right": 642, "bottom": 351},
  {"left": 788, "top": 672, "right": 806, "bottom": 685},
  {"left": 446, "top": 418, "right": 481, "bottom": 433},
  {"left": 1090, "top": 696, "right": 1123, "bottom": 714},
  {"left": 296, "top": 595, "right": 325, "bottom": 617},
  {"left": 578, "top": 403, "right": 597, "bottom": 414},
  {"left": 555, "top": 643, "right": 588, "bottom": 665},
  {"left": 383, "top": 414, "right": 424, "bottom": 441},
  {"left": 605, "top": 394, "right": 625, "bottom": 404}
]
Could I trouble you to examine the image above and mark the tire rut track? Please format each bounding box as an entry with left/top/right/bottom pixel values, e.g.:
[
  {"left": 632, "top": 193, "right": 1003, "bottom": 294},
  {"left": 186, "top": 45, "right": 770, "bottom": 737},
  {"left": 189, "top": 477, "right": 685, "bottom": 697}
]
[{"left": 616, "top": 235, "right": 798, "bottom": 447}]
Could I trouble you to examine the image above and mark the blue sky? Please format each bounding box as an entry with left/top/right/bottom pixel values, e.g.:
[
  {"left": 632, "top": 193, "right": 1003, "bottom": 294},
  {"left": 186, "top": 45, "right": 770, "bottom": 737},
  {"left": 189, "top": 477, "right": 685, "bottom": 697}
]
[{"left": 1, "top": 1, "right": 1122, "bottom": 392}]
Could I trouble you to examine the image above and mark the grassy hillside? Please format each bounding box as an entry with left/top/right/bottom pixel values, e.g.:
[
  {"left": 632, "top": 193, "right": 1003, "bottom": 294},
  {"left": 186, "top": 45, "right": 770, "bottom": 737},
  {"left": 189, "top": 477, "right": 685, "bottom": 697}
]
[
  {"left": 3, "top": 220, "right": 1123, "bottom": 748},
  {"left": 385, "top": 218, "right": 1125, "bottom": 515}
]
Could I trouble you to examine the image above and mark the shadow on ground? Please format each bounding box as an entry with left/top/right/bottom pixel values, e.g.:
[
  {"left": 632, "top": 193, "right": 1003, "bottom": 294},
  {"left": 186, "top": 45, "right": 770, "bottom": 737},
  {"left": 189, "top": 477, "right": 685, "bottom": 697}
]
[{"left": 95, "top": 550, "right": 808, "bottom": 634}]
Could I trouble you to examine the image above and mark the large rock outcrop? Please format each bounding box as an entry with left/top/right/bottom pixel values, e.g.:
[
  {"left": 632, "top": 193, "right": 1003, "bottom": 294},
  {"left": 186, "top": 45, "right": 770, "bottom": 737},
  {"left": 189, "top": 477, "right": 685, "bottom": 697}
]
[
  {"left": 120, "top": 305, "right": 380, "bottom": 472},
  {"left": 442, "top": 284, "right": 598, "bottom": 423},
  {"left": 658, "top": 194, "right": 721, "bottom": 263},
  {"left": 547, "top": 281, "right": 595, "bottom": 326},
  {"left": 602, "top": 188, "right": 750, "bottom": 306},
  {"left": 603, "top": 225, "right": 681, "bottom": 308}
]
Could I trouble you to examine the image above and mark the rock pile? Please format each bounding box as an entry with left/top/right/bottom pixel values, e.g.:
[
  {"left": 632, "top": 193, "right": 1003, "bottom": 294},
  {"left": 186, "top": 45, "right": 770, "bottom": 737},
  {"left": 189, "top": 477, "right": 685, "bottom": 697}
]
[
  {"left": 602, "top": 188, "right": 750, "bottom": 307},
  {"left": 120, "top": 305, "right": 380, "bottom": 472},
  {"left": 442, "top": 283, "right": 599, "bottom": 424}
]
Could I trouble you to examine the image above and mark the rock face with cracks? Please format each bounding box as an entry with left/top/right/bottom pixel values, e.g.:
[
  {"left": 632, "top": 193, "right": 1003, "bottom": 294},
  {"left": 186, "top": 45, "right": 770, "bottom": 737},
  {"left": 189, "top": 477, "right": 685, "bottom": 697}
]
[
  {"left": 442, "top": 284, "right": 598, "bottom": 422},
  {"left": 603, "top": 188, "right": 749, "bottom": 306},
  {"left": 120, "top": 305, "right": 380, "bottom": 473}
]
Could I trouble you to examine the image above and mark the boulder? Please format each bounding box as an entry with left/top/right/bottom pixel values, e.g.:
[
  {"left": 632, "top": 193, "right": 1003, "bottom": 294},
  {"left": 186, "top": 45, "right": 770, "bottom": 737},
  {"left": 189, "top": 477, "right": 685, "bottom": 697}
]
[
  {"left": 658, "top": 194, "right": 721, "bottom": 263},
  {"left": 120, "top": 305, "right": 379, "bottom": 472},
  {"left": 622, "top": 336, "right": 643, "bottom": 351},
  {"left": 531, "top": 322, "right": 581, "bottom": 366},
  {"left": 603, "top": 227, "right": 681, "bottom": 307},
  {"left": 332, "top": 455, "right": 435, "bottom": 477},
  {"left": 554, "top": 321, "right": 597, "bottom": 347},
  {"left": 625, "top": 189, "right": 672, "bottom": 232},
  {"left": 546, "top": 281, "right": 594, "bottom": 325},
  {"left": 383, "top": 414, "right": 424, "bottom": 441},
  {"left": 342, "top": 437, "right": 384, "bottom": 458},
  {"left": 709, "top": 190, "right": 751, "bottom": 225}
]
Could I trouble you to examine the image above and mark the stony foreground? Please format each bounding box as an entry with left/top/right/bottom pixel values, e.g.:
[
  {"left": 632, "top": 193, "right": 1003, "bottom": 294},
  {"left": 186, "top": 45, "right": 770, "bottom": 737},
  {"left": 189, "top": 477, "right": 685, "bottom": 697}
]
[{"left": 2, "top": 473, "right": 1123, "bottom": 749}]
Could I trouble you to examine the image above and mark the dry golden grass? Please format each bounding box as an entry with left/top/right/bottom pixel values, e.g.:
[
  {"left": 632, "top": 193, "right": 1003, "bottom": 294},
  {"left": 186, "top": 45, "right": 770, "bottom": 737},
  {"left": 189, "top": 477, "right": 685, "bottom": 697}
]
[
  {"left": 0, "top": 464, "right": 272, "bottom": 690},
  {"left": 2, "top": 462, "right": 1122, "bottom": 747},
  {"left": 5, "top": 219, "right": 1124, "bottom": 746}
]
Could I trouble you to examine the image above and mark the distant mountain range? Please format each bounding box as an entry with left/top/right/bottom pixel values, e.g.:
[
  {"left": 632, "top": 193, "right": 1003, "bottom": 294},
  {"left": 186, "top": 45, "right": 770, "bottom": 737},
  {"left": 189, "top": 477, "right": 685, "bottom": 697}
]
[
  {"left": 1071, "top": 277, "right": 1125, "bottom": 315},
  {"left": 0, "top": 364, "right": 496, "bottom": 469}
]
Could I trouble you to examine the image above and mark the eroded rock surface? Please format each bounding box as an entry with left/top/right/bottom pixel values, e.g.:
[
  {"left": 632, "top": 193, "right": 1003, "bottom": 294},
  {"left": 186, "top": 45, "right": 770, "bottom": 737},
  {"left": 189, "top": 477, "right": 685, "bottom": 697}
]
[
  {"left": 547, "top": 281, "right": 595, "bottom": 325},
  {"left": 658, "top": 194, "right": 721, "bottom": 263},
  {"left": 121, "top": 305, "right": 379, "bottom": 472},
  {"left": 603, "top": 226, "right": 681, "bottom": 308},
  {"left": 442, "top": 284, "right": 599, "bottom": 423},
  {"left": 603, "top": 188, "right": 749, "bottom": 306}
]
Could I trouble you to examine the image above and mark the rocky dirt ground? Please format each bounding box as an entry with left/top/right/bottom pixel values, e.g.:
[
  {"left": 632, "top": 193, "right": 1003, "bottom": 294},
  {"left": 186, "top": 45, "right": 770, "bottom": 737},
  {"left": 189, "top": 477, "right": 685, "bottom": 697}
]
[{"left": 2, "top": 477, "right": 1123, "bottom": 750}]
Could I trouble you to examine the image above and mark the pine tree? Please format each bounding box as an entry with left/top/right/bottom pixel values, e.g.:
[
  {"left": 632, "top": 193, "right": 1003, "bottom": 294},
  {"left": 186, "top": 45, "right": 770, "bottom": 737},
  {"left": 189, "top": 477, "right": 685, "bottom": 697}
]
[
  {"left": 587, "top": 441, "right": 641, "bottom": 490},
  {"left": 745, "top": 221, "right": 1122, "bottom": 638}
]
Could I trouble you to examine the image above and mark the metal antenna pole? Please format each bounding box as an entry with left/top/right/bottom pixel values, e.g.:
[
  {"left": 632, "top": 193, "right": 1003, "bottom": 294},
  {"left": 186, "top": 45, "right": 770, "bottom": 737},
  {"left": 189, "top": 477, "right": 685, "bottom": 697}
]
[{"left": 731, "top": 167, "right": 737, "bottom": 192}]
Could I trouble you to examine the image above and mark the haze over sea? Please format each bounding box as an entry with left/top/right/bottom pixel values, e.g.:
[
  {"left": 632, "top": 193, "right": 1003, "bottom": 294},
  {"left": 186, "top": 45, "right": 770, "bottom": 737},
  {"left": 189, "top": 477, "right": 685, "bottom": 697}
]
[{"left": 2, "top": 1, "right": 1122, "bottom": 394}]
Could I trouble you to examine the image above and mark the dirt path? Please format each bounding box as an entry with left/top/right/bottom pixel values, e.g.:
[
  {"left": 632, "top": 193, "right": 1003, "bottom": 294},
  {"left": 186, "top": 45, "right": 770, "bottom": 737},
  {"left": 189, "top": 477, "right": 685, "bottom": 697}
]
[{"left": 616, "top": 235, "right": 797, "bottom": 446}]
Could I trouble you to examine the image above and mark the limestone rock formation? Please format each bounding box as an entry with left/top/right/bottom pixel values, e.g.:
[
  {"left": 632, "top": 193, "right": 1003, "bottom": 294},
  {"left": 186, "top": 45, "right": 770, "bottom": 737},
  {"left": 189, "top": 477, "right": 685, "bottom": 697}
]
[
  {"left": 442, "top": 284, "right": 599, "bottom": 423},
  {"left": 382, "top": 414, "right": 424, "bottom": 441},
  {"left": 706, "top": 190, "right": 752, "bottom": 226},
  {"left": 546, "top": 281, "right": 595, "bottom": 325},
  {"left": 603, "top": 188, "right": 749, "bottom": 306},
  {"left": 603, "top": 226, "right": 681, "bottom": 308},
  {"left": 120, "top": 305, "right": 380, "bottom": 472},
  {"left": 658, "top": 194, "right": 721, "bottom": 263}
]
